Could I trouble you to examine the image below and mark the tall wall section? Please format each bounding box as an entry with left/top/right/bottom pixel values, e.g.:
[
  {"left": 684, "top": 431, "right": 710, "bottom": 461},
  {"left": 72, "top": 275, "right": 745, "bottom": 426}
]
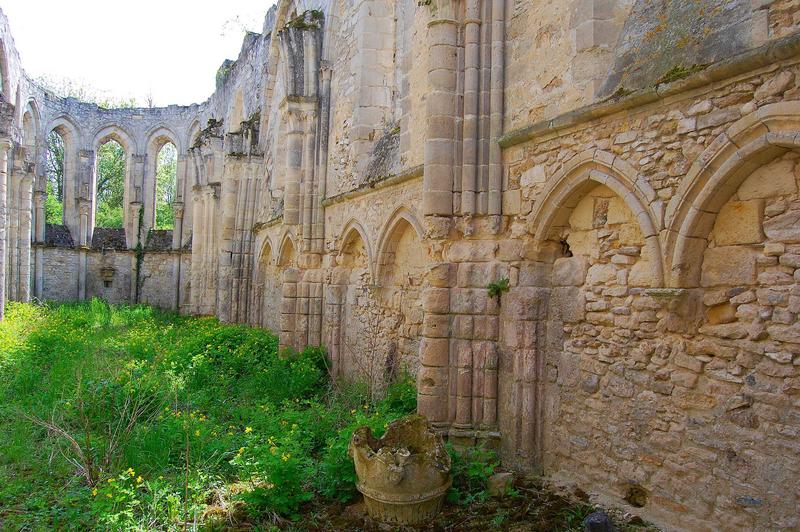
[{"left": 0, "top": 1, "right": 799, "bottom": 529}]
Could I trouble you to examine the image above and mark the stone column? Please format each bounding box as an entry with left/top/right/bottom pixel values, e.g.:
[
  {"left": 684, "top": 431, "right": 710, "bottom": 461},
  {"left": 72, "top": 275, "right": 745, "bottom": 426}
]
[
  {"left": 33, "top": 189, "right": 45, "bottom": 300},
  {"left": 0, "top": 139, "right": 10, "bottom": 320},
  {"left": 461, "top": 1, "right": 481, "bottom": 215},
  {"left": 324, "top": 273, "right": 346, "bottom": 376},
  {"left": 487, "top": 0, "right": 505, "bottom": 217},
  {"left": 314, "top": 64, "right": 333, "bottom": 255},
  {"left": 418, "top": 262, "right": 453, "bottom": 429},
  {"left": 17, "top": 174, "right": 33, "bottom": 302},
  {"left": 77, "top": 150, "right": 95, "bottom": 244},
  {"left": 7, "top": 161, "right": 19, "bottom": 302},
  {"left": 423, "top": 3, "right": 458, "bottom": 217},
  {"left": 301, "top": 111, "right": 317, "bottom": 252},
  {"left": 279, "top": 268, "right": 299, "bottom": 351},
  {"left": 284, "top": 108, "right": 303, "bottom": 225},
  {"left": 78, "top": 199, "right": 91, "bottom": 301},
  {"left": 189, "top": 188, "right": 204, "bottom": 313},
  {"left": 172, "top": 202, "right": 185, "bottom": 311}
]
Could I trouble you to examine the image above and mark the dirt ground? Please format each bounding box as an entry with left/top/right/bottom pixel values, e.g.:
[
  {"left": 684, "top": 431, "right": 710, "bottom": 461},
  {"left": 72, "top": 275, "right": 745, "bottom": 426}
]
[{"left": 276, "top": 477, "right": 660, "bottom": 532}]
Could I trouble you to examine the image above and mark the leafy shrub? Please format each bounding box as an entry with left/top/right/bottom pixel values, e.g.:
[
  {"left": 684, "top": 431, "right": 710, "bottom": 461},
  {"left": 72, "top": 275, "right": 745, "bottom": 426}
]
[
  {"left": 447, "top": 444, "right": 500, "bottom": 505},
  {"left": 0, "top": 301, "right": 418, "bottom": 529}
]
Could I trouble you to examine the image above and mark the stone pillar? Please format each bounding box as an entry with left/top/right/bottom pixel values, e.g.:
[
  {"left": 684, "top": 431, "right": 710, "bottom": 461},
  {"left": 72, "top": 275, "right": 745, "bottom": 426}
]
[
  {"left": 418, "top": 262, "right": 453, "bottom": 429},
  {"left": 33, "top": 189, "right": 45, "bottom": 300},
  {"left": 284, "top": 109, "right": 303, "bottom": 225},
  {"left": 172, "top": 202, "right": 185, "bottom": 312},
  {"left": 0, "top": 139, "right": 10, "bottom": 320},
  {"left": 301, "top": 112, "right": 317, "bottom": 252},
  {"left": 305, "top": 274, "right": 323, "bottom": 347},
  {"left": 77, "top": 150, "right": 95, "bottom": 244},
  {"left": 17, "top": 174, "right": 33, "bottom": 302},
  {"left": 279, "top": 268, "right": 299, "bottom": 351},
  {"left": 176, "top": 155, "right": 192, "bottom": 230},
  {"left": 461, "top": 1, "right": 481, "bottom": 215},
  {"left": 77, "top": 199, "right": 91, "bottom": 301},
  {"left": 324, "top": 273, "right": 346, "bottom": 376},
  {"left": 487, "top": 0, "right": 505, "bottom": 217},
  {"left": 423, "top": 4, "right": 458, "bottom": 217},
  {"left": 189, "top": 189, "right": 204, "bottom": 313},
  {"left": 314, "top": 64, "right": 333, "bottom": 255},
  {"left": 130, "top": 154, "right": 149, "bottom": 233},
  {"left": 7, "top": 161, "right": 19, "bottom": 302}
]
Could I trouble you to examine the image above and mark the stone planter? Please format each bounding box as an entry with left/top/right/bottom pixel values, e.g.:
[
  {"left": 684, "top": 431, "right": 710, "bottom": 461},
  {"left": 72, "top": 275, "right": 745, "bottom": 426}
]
[{"left": 349, "top": 414, "right": 452, "bottom": 525}]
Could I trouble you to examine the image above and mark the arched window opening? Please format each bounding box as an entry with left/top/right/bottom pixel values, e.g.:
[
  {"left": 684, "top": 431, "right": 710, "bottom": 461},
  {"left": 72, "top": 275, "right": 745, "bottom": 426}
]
[
  {"left": 155, "top": 142, "right": 177, "bottom": 229},
  {"left": 95, "top": 139, "right": 126, "bottom": 228},
  {"left": 45, "top": 129, "right": 65, "bottom": 224}
]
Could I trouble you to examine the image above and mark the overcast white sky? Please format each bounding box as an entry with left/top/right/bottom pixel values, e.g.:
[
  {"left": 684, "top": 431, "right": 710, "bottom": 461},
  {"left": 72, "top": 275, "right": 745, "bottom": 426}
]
[{"left": 2, "top": 1, "right": 277, "bottom": 106}]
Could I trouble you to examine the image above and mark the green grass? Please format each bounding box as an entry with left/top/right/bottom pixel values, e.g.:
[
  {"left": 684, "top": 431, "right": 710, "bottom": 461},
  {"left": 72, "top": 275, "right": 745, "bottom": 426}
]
[{"left": 0, "top": 300, "right": 416, "bottom": 530}]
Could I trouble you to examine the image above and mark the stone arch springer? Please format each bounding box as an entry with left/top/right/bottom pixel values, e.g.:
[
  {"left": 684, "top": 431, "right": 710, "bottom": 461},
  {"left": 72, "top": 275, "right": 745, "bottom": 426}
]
[
  {"left": 338, "top": 218, "right": 375, "bottom": 281},
  {"left": 666, "top": 101, "right": 800, "bottom": 288},
  {"left": 92, "top": 123, "right": 137, "bottom": 154},
  {"left": 277, "top": 228, "right": 298, "bottom": 267},
  {"left": 375, "top": 206, "right": 425, "bottom": 286},
  {"left": 145, "top": 125, "right": 183, "bottom": 155},
  {"left": 47, "top": 114, "right": 82, "bottom": 146},
  {"left": 257, "top": 234, "right": 276, "bottom": 266},
  {"left": 528, "top": 148, "right": 665, "bottom": 287}
]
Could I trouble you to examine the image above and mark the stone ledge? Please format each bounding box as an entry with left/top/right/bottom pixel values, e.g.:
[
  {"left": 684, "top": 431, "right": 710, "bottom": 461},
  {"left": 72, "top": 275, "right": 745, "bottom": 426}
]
[
  {"left": 499, "top": 32, "right": 800, "bottom": 149},
  {"left": 321, "top": 164, "right": 424, "bottom": 207}
]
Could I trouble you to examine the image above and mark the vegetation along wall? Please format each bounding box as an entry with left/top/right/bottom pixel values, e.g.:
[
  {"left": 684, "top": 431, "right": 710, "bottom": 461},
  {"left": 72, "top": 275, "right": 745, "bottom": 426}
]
[{"left": 0, "top": 1, "right": 799, "bottom": 529}]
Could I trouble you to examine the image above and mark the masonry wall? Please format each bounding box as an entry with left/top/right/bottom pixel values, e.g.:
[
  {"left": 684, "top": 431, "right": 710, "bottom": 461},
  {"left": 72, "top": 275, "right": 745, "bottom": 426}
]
[{"left": 2, "top": 1, "right": 800, "bottom": 530}]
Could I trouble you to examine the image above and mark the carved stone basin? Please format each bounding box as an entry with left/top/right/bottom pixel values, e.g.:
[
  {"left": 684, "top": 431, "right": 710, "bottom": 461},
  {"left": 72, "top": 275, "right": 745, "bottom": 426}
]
[{"left": 349, "top": 414, "right": 452, "bottom": 525}]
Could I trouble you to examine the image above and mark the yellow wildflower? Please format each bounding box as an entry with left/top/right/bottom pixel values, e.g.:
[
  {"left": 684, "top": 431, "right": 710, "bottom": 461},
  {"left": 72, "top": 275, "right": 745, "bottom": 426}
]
[
  {"left": 126, "top": 467, "right": 135, "bottom": 477},
  {"left": 270, "top": 446, "right": 278, "bottom": 455},
  {"left": 92, "top": 488, "right": 98, "bottom": 496},
  {"left": 136, "top": 476, "right": 143, "bottom": 484},
  {"left": 106, "top": 493, "right": 113, "bottom": 498},
  {"left": 281, "top": 453, "right": 291, "bottom": 462},
  {"left": 195, "top": 430, "right": 201, "bottom": 437},
  {"left": 245, "top": 426, "right": 253, "bottom": 433},
  {"left": 238, "top": 447, "right": 245, "bottom": 455},
  {"left": 107, "top": 478, "right": 115, "bottom": 483}
]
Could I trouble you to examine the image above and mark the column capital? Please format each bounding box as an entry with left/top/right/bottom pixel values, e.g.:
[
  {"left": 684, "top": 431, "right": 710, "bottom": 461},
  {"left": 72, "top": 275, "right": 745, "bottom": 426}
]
[{"left": 0, "top": 137, "right": 12, "bottom": 152}]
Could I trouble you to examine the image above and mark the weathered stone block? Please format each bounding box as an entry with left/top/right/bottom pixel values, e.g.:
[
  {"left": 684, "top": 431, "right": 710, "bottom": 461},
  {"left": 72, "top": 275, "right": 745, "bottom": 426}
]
[
  {"left": 586, "top": 263, "right": 617, "bottom": 285},
  {"left": 550, "top": 286, "right": 585, "bottom": 323},
  {"left": 755, "top": 70, "right": 795, "bottom": 100},
  {"left": 446, "top": 241, "right": 497, "bottom": 262},
  {"left": 422, "top": 314, "right": 450, "bottom": 337},
  {"left": 422, "top": 287, "right": 450, "bottom": 313},
  {"left": 738, "top": 159, "right": 798, "bottom": 199},
  {"left": 764, "top": 203, "right": 800, "bottom": 243},
  {"left": 552, "top": 256, "right": 588, "bottom": 286},
  {"left": 712, "top": 200, "right": 763, "bottom": 246},
  {"left": 701, "top": 247, "right": 757, "bottom": 287},
  {"left": 707, "top": 303, "right": 736, "bottom": 324},
  {"left": 420, "top": 338, "right": 450, "bottom": 367},
  {"left": 768, "top": 323, "right": 800, "bottom": 344}
]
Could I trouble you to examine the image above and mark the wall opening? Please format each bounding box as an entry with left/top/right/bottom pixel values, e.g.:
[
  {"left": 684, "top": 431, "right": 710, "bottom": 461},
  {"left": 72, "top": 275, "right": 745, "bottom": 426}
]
[
  {"left": 155, "top": 142, "right": 177, "bottom": 229},
  {"left": 95, "top": 139, "right": 126, "bottom": 228},
  {"left": 45, "top": 129, "right": 65, "bottom": 224}
]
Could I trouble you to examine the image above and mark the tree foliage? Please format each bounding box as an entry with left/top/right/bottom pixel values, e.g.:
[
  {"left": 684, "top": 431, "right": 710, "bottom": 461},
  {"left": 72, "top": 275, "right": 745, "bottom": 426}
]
[
  {"left": 40, "top": 76, "right": 137, "bottom": 228},
  {"left": 45, "top": 130, "right": 65, "bottom": 224},
  {"left": 95, "top": 141, "right": 126, "bottom": 229},
  {"left": 155, "top": 143, "right": 177, "bottom": 230}
]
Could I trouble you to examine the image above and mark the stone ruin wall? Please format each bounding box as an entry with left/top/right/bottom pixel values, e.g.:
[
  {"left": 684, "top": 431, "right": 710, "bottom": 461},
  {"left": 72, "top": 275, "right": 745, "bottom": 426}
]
[{"left": 1, "top": 1, "right": 800, "bottom": 530}]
